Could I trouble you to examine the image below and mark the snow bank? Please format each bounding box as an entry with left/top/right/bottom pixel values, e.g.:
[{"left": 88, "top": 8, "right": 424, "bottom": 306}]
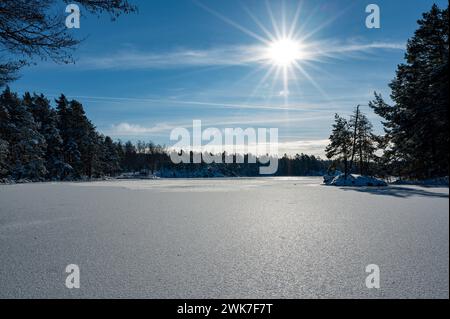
[
  {"left": 324, "top": 174, "right": 388, "bottom": 187},
  {"left": 0, "top": 178, "right": 15, "bottom": 184},
  {"left": 0, "top": 178, "right": 34, "bottom": 184},
  {"left": 117, "top": 172, "right": 160, "bottom": 180},
  {"left": 156, "top": 166, "right": 231, "bottom": 178}
]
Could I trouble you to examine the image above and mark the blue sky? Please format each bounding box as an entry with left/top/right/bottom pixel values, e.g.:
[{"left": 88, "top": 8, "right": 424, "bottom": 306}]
[{"left": 9, "top": 0, "right": 448, "bottom": 156}]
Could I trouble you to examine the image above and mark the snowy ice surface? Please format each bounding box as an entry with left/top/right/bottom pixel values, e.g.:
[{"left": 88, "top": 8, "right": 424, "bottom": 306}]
[{"left": 0, "top": 177, "right": 448, "bottom": 298}]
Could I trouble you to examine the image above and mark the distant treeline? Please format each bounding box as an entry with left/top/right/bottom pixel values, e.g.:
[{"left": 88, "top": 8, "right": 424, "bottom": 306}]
[
  {"left": 124, "top": 147, "right": 329, "bottom": 178},
  {"left": 0, "top": 88, "right": 329, "bottom": 181}
]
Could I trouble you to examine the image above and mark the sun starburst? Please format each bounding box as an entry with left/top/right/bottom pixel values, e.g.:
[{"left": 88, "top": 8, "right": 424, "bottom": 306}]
[{"left": 193, "top": 0, "right": 341, "bottom": 106}]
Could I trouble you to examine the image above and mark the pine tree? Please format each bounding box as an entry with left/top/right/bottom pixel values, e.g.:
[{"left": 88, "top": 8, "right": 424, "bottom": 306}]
[
  {"left": 24, "top": 93, "right": 67, "bottom": 179},
  {"left": 370, "top": 4, "right": 449, "bottom": 179},
  {"left": 0, "top": 138, "right": 8, "bottom": 178},
  {"left": 348, "top": 107, "right": 378, "bottom": 175},
  {"left": 116, "top": 140, "right": 125, "bottom": 167},
  {"left": 0, "top": 88, "right": 47, "bottom": 180},
  {"left": 325, "top": 114, "right": 352, "bottom": 177},
  {"left": 56, "top": 94, "right": 78, "bottom": 178},
  {"left": 56, "top": 96, "right": 96, "bottom": 178},
  {"left": 0, "top": 99, "right": 10, "bottom": 177},
  {"left": 0, "top": 1, "right": 136, "bottom": 87},
  {"left": 122, "top": 141, "right": 137, "bottom": 171},
  {"left": 100, "top": 136, "right": 121, "bottom": 176}
]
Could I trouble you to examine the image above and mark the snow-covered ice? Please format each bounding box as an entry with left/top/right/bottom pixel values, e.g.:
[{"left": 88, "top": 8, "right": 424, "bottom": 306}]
[{"left": 0, "top": 177, "right": 448, "bottom": 298}]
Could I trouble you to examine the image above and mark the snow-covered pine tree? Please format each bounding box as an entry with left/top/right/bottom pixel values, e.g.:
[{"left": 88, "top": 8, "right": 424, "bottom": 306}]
[
  {"left": 101, "top": 136, "right": 121, "bottom": 176},
  {"left": 0, "top": 88, "right": 47, "bottom": 180},
  {"left": 24, "top": 93, "right": 68, "bottom": 180},
  {"left": 56, "top": 95, "right": 85, "bottom": 178},
  {"left": 0, "top": 138, "right": 8, "bottom": 178},
  {"left": 55, "top": 94, "right": 78, "bottom": 179},
  {"left": 67, "top": 99, "right": 99, "bottom": 178},
  {"left": 0, "top": 100, "right": 10, "bottom": 178}
]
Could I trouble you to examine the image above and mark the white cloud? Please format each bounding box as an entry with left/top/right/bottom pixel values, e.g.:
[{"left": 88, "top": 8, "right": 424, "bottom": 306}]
[
  {"left": 77, "top": 41, "right": 405, "bottom": 70},
  {"left": 108, "top": 113, "right": 330, "bottom": 136},
  {"left": 109, "top": 122, "right": 175, "bottom": 135},
  {"left": 276, "top": 139, "right": 330, "bottom": 157},
  {"left": 79, "top": 45, "right": 264, "bottom": 70}
]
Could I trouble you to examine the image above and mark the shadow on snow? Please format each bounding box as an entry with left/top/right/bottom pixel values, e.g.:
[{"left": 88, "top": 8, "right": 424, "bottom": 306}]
[{"left": 338, "top": 185, "right": 449, "bottom": 198}]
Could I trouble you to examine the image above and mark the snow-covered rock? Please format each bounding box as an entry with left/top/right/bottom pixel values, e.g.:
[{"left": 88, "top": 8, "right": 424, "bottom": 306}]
[
  {"left": 323, "top": 170, "right": 342, "bottom": 185},
  {"left": 325, "top": 174, "right": 387, "bottom": 187}
]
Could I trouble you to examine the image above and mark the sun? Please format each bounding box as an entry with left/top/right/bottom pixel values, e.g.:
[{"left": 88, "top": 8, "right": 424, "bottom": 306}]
[
  {"left": 267, "top": 38, "right": 302, "bottom": 67},
  {"left": 195, "top": 0, "right": 327, "bottom": 105}
]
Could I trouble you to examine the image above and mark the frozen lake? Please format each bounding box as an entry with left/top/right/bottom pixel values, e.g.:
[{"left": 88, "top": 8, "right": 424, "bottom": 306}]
[{"left": 0, "top": 177, "right": 448, "bottom": 298}]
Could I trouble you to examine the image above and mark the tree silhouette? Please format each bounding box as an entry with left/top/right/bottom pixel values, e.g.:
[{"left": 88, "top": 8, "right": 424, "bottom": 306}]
[
  {"left": 0, "top": 0, "right": 137, "bottom": 86},
  {"left": 370, "top": 4, "right": 449, "bottom": 178}
]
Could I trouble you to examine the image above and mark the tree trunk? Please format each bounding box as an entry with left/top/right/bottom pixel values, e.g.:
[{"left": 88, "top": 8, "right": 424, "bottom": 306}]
[
  {"left": 359, "top": 140, "right": 363, "bottom": 175},
  {"left": 344, "top": 156, "right": 348, "bottom": 178},
  {"left": 349, "top": 105, "right": 360, "bottom": 176}
]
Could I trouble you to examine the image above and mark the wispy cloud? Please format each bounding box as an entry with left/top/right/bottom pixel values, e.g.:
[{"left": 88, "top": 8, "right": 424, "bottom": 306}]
[
  {"left": 77, "top": 40, "right": 405, "bottom": 70},
  {"left": 276, "top": 139, "right": 329, "bottom": 157},
  {"left": 109, "top": 122, "right": 176, "bottom": 135},
  {"left": 79, "top": 45, "right": 263, "bottom": 70},
  {"left": 56, "top": 93, "right": 369, "bottom": 113},
  {"left": 107, "top": 113, "right": 331, "bottom": 136}
]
